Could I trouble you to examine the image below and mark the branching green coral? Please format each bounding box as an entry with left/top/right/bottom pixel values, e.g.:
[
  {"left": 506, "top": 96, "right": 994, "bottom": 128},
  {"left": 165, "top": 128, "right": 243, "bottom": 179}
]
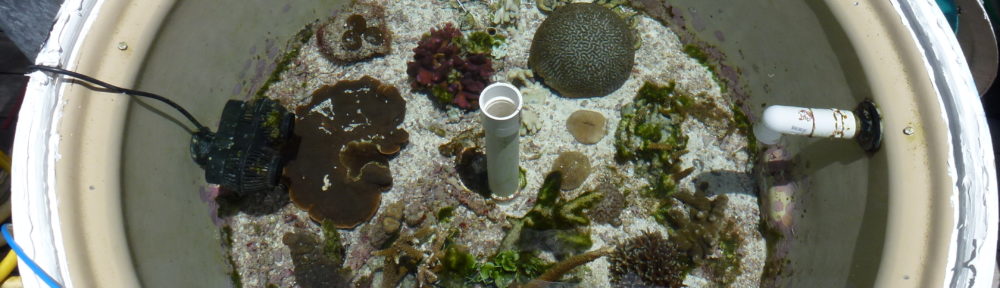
[
  {"left": 615, "top": 81, "right": 694, "bottom": 198},
  {"left": 522, "top": 172, "right": 602, "bottom": 230},
  {"left": 514, "top": 172, "right": 602, "bottom": 258}
]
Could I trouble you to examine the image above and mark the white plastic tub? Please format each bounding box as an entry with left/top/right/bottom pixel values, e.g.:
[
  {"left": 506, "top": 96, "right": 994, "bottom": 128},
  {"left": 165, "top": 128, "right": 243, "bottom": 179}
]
[{"left": 12, "top": 0, "right": 997, "bottom": 287}]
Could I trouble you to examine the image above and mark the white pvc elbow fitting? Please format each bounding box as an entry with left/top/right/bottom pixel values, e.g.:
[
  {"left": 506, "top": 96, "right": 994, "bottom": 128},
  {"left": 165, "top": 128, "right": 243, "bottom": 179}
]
[
  {"left": 480, "top": 83, "right": 523, "bottom": 200},
  {"left": 754, "top": 105, "right": 859, "bottom": 145}
]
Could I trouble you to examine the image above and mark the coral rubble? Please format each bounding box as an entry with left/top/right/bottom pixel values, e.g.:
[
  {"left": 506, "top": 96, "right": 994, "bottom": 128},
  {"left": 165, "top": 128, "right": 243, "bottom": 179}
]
[{"left": 284, "top": 76, "right": 408, "bottom": 228}]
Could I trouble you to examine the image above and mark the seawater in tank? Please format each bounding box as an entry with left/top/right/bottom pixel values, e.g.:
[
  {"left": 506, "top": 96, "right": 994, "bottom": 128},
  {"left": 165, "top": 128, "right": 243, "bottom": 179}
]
[{"left": 11, "top": 0, "right": 996, "bottom": 287}]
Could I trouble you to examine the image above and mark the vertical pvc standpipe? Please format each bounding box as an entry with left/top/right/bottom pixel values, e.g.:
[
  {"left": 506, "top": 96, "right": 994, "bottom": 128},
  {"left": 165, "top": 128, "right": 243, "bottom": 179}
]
[{"left": 480, "top": 83, "right": 523, "bottom": 200}]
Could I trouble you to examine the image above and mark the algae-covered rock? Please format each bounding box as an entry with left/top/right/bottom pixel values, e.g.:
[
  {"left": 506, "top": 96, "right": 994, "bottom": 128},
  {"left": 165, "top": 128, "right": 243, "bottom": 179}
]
[
  {"left": 528, "top": 3, "right": 635, "bottom": 98},
  {"left": 283, "top": 231, "right": 350, "bottom": 288},
  {"left": 589, "top": 181, "right": 626, "bottom": 226}
]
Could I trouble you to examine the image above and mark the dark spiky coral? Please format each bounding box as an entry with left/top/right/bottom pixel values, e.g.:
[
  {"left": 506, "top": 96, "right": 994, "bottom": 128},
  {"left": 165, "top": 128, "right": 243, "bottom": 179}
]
[
  {"left": 608, "top": 231, "right": 691, "bottom": 287},
  {"left": 407, "top": 23, "right": 497, "bottom": 110}
]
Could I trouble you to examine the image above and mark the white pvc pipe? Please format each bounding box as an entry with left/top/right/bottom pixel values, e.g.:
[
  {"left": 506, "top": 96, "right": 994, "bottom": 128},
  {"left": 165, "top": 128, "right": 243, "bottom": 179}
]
[
  {"left": 754, "top": 105, "right": 858, "bottom": 145},
  {"left": 479, "top": 83, "right": 523, "bottom": 200}
]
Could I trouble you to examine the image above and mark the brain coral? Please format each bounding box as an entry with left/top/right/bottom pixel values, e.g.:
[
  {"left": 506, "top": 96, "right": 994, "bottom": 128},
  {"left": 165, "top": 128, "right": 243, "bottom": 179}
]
[{"left": 528, "top": 3, "right": 635, "bottom": 98}]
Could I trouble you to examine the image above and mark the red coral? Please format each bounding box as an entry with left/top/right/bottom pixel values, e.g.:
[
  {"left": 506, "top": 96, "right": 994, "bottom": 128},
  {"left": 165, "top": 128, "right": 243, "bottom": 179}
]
[{"left": 406, "top": 23, "right": 494, "bottom": 110}]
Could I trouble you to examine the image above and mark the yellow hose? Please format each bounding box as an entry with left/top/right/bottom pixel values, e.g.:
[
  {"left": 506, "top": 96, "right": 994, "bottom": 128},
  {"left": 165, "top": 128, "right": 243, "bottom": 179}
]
[
  {"left": 1, "top": 276, "right": 21, "bottom": 288},
  {"left": 0, "top": 251, "right": 15, "bottom": 283},
  {"left": 0, "top": 151, "right": 10, "bottom": 174}
]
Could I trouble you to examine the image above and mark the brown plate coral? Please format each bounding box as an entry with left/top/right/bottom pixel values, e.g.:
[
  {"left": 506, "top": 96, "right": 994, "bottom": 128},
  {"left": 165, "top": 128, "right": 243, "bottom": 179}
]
[{"left": 284, "top": 76, "right": 408, "bottom": 228}]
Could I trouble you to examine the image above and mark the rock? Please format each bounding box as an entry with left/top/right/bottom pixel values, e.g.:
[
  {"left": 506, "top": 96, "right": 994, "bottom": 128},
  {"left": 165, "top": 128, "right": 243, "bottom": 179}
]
[{"left": 566, "top": 110, "right": 607, "bottom": 144}]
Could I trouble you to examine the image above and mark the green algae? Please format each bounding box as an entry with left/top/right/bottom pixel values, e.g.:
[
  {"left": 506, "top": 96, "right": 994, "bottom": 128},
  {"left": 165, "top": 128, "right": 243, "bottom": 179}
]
[
  {"left": 321, "top": 220, "right": 346, "bottom": 266},
  {"left": 253, "top": 23, "right": 315, "bottom": 100},
  {"left": 437, "top": 206, "right": 457, "bottom": 223},
  {"left": 460, "top": 30, "right": 507, "bottom": 56},
  {"left": 470, "top": 250, "right": 550, "bottom": 288}
]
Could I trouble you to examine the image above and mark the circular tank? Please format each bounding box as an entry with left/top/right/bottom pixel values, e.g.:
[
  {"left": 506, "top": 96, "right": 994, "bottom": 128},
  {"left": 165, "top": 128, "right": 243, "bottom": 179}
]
[{"left": 11, "top": 0, "right": 997, "bottom": 287}]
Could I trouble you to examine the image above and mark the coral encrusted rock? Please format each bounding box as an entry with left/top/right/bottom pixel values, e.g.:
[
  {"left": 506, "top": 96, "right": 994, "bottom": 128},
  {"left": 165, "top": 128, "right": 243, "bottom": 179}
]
[
  {"left": 284, "top": 76, "right": 408, "bottom": 228},
  {"left": 528, "top": 3, "right": 635, "bottom": 98}
]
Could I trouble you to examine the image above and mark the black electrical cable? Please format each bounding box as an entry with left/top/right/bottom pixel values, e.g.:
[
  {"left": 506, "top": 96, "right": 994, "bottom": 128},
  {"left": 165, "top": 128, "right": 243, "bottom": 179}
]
[{"left": 26, "top": 65, "right": 209, "bottom": 133}]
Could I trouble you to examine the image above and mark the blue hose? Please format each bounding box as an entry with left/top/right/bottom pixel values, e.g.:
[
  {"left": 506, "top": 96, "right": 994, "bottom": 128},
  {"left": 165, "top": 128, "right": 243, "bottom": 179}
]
[
  {"left": 1, "top": 223, "right": 62, "bottom": 288},
  {"left": 937, "top": 0, "right": 961, "bottom": 33}
]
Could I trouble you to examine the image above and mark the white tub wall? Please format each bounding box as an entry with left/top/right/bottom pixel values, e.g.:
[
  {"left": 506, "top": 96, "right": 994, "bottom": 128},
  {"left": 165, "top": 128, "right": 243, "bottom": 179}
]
[
  {"left": 120, "top": 0, "right": 344, "bottom": 287},
  {"left": 653, "top": 0, "right": 958, "bottom": 286}
]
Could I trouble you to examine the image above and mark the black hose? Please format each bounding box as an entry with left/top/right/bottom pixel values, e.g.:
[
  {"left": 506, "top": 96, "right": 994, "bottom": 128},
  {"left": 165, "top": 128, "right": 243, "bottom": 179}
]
[{"left": 27, "top": 65, "right": 209, "bottom": 133}]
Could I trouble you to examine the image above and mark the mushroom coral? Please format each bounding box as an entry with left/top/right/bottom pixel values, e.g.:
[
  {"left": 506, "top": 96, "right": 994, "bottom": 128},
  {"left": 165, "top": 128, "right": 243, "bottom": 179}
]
[
  {"left": 284, "top": 76, "right": 408, "bottom": 228},
  {"left": 315, "top": 1, "right": 392, "bottom": 64}
]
